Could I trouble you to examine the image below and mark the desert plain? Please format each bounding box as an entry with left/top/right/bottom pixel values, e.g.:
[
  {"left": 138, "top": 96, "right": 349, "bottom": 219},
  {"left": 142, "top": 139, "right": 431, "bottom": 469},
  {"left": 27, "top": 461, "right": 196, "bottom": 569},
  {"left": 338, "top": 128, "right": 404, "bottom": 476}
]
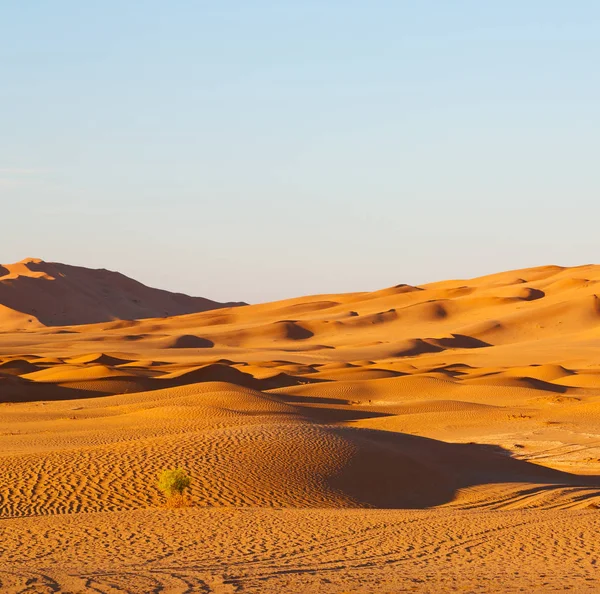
[{"left": 2, "top": 258, "right": 600, "bottom": 592}]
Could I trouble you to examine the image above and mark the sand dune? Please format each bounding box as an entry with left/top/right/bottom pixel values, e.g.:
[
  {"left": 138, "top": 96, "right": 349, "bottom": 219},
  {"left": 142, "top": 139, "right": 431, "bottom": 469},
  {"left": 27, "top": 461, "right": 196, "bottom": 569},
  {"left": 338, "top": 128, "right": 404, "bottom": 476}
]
[
  {"left": 4, "top": 263, "right": 600, "bottom": 591},
  {"left": 0, "top": 257, "right": 245, "bottom": 327}
]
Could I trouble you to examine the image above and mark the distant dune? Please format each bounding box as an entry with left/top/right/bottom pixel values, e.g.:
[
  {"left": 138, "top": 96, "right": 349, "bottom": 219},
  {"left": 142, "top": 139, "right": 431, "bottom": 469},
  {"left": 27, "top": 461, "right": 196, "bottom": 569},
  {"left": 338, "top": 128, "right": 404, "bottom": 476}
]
[{"left": 0, "top": 258, "right": 245, "bottom": 328}]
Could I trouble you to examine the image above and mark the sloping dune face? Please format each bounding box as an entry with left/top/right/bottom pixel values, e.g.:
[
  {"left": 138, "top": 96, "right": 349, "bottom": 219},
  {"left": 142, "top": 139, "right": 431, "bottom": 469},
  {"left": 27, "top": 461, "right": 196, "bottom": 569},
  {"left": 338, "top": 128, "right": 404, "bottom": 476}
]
[
  {"left": 0, "top": 258, "right": 245, "bottom": 326},
  {"left": 3, "top": 264, "right": 600, "bottom": 590},
  {"left": 2, "top": 262, "right": 600, "bottom": 510}
]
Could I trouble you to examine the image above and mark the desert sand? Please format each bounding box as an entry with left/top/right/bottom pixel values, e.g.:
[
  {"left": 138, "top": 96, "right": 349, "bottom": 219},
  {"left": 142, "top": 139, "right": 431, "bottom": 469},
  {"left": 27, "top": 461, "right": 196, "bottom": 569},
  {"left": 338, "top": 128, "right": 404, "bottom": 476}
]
[
  {"left": 2, "top": 259, "right": 600, "bottom": 592},
  {"left": 0, "top": 258, "right": 244, "bottom": 328}
]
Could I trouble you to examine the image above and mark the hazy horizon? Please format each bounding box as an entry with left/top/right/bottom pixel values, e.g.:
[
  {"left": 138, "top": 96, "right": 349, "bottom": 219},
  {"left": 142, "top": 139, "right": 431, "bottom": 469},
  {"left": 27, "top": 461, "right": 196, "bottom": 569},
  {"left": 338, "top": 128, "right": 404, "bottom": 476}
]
[
  {"left": 3, "top": 1, "right": 599, "bottom": 302},
  {"left": 2, "top": 254, "right": 596, "bottom": 306}
]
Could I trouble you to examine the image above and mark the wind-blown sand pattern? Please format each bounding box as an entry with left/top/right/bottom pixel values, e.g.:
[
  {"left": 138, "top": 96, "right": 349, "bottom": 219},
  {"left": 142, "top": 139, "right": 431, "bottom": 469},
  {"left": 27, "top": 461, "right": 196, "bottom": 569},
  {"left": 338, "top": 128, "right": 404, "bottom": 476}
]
[{"left": 2, "top": 261, "right": 600, "bottom": 592}]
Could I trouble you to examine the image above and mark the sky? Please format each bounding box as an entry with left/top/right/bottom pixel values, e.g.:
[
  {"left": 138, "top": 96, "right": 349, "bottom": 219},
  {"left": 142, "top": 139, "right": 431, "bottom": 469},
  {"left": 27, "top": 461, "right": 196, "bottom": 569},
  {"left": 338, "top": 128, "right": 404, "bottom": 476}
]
[{"left": 2, "top": 1, "right": 599, "bottom": 303}]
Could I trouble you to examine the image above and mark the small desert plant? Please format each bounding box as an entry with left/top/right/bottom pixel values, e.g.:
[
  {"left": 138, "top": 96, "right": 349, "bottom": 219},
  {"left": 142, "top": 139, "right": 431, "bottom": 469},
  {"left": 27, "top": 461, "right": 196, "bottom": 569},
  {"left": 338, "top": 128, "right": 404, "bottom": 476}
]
[{"left": 157, "top": 468, "right": 191, "bottom": 507}]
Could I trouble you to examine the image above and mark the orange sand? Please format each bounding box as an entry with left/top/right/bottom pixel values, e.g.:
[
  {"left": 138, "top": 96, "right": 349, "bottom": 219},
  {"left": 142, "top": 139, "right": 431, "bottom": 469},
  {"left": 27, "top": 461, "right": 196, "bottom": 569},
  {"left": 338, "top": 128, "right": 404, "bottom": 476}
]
[{"left": 2, "top": 260, "right": 600, "bottom": 592}]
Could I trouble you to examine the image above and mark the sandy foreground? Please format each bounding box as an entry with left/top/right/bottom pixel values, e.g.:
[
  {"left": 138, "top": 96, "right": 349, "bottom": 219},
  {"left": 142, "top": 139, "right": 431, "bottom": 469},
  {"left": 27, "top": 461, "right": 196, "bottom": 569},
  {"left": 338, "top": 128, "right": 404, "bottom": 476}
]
[
  {"left": 3, "top": 261, "right": 600, "bottom": 591},
  {"left": 1, "top": 508, "right": 599, "bottom": 593}
]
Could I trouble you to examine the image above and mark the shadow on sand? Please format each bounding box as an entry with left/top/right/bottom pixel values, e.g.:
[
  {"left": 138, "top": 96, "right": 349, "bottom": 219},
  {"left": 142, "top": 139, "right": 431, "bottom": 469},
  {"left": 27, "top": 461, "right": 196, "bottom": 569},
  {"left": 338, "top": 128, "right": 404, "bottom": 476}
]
[{"left": 323, "top": 427, "right": 600, "bottom": 508}]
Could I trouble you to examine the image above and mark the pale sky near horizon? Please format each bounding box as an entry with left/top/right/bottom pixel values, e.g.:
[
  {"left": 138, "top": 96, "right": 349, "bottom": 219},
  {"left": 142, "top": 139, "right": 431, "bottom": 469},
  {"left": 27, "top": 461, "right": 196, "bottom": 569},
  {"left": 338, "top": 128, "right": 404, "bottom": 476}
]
[{"left": 2, "top": 2, "right": 599, "bottom": 303}]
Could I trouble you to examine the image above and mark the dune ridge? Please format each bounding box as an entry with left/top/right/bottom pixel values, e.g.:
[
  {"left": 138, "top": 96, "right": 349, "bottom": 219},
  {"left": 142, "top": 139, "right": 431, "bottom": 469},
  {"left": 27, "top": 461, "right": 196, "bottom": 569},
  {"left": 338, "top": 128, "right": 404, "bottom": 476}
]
[{"left": 0, "top": 257, "right": 245, "bottom": 327}]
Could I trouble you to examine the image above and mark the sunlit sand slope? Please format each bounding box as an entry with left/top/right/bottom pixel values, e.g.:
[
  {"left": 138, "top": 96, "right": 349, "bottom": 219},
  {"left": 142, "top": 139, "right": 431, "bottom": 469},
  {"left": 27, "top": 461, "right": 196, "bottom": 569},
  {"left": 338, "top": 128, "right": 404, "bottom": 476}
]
[{"left": 2, "top": 264, "right": 600, "bottom": 511}]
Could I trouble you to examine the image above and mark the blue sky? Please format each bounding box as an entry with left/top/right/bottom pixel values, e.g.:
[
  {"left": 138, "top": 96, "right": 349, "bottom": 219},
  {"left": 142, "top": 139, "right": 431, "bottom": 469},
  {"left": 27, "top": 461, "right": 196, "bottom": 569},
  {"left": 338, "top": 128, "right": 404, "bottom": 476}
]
[{"left": 2, "top": 1, "right": 599, "bottom": 302}]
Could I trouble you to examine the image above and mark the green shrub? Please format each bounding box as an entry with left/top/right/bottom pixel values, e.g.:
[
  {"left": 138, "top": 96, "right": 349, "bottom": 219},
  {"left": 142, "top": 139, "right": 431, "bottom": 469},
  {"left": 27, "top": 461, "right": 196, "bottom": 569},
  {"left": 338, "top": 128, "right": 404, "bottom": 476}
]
[{"left": 157, "top": 468, "right": 191, "bottom": 503}]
